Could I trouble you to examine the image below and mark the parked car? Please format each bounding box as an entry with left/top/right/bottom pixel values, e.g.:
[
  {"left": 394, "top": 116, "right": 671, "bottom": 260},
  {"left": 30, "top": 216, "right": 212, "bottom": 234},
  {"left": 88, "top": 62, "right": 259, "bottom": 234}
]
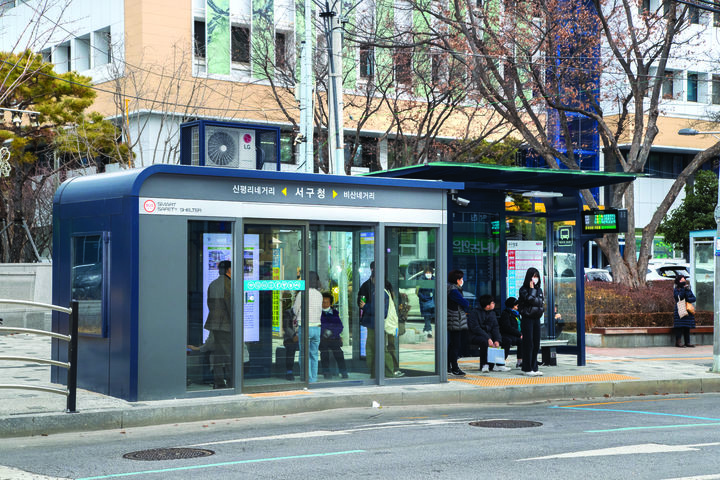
[
  {"left": 646, "top": 264, "right": 690, "bottom": 281},
  {"left": 584, "top": 268, "right": 612, "bottom": 282}
]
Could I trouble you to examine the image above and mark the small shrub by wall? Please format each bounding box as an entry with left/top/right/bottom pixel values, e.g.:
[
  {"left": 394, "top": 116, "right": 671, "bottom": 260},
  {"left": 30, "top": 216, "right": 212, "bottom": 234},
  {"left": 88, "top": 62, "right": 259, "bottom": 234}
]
[{"left": 584, "top": 281, "right": 712, "bottom": 331}]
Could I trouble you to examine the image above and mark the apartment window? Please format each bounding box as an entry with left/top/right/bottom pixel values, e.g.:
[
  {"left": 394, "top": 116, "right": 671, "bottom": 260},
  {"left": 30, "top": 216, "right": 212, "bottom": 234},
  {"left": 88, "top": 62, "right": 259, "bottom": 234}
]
[
  {"left": 687, "top": 73, "right": 698, "bottom": 102},
  {"left": 689, "top": 4, "right": 700, "bottom": 23},
  {"left": 713, "top": 74, "right": 720, "bottom": 105},
  {"left": 275, "top": 32, "right": 287, "bottom": 69},
  {"left": 662, "top": 70, "right": 675, "bottom": 99},
  {"left": 431, "top": 53, "right": 443, "bottom": 84},
  {"left": 41, "top": 49, "right": 51, "bottom": 63},
  {"left": 75, "top": 35, "right": 91, "bottom": 71},
  {"left": 394, "top": 48, "right": 413, "bottom": 85},
  {"left": 715, "top": 0, "right": 720, "bottom": 27},
  {"left": 639, "top": 0, "right": 650, "bottom": 14},
  {"left": 231, "top": 26, "right": 250, "bottom": 63},
  {"left": 359, "top": 44, "right": 374, "bottom": 79},
  {"left": 194, "top": 20, "right": 206, "bottom": 59},
  {"left": 94, "top": 28, "right": 111, "bottom": 66}
]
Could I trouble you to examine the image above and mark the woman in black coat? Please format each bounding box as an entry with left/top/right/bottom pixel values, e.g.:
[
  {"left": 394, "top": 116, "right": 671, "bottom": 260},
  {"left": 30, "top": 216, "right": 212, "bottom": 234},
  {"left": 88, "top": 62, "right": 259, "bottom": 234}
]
[
  {"left": 673, "top": 275, "right": 697, "bottom": 348},
  {"left": 518, "top": 267, "right": 544, "bottom": 376}
]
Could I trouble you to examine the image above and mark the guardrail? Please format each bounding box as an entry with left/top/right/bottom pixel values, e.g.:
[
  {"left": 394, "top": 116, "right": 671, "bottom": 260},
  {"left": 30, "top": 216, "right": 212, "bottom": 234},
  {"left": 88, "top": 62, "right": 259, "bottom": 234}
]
[{"left": 0, "top": 299, "right": 78, "bottom": 413}]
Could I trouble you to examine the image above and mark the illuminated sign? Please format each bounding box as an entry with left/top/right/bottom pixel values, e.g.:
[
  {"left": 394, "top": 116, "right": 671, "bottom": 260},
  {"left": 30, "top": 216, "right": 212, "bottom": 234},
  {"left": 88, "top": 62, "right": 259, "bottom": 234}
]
[{"left": 582, "top": 209, "right": 624, "bottom": 235}]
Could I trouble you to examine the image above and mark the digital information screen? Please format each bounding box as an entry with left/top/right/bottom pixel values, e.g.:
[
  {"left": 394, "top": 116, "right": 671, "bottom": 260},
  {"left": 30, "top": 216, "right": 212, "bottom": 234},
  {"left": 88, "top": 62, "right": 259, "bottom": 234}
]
[{"left": 582, "top": 209, "right": 620, "bottom": 235}]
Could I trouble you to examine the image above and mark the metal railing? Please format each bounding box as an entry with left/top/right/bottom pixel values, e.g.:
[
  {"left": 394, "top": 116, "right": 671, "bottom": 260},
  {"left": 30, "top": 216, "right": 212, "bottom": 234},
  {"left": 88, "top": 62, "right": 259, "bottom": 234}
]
[{"left": 0, "top": 299, "right": 79, "bottom": 413}]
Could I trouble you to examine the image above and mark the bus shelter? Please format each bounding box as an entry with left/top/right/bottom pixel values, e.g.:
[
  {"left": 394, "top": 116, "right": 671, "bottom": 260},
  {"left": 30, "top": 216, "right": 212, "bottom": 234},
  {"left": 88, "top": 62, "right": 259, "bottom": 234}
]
[
  {"left": 51, "top": 165, "right": 460, "bottom": 401},
  {"left": 371, "top": 163, "right": 637, "bottom": 366}
]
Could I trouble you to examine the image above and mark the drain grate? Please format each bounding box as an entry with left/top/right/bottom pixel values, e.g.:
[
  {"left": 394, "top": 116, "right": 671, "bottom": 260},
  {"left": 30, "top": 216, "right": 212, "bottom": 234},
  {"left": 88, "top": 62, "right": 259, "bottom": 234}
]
[
  {"left": 469, "top": 420, "right": 543, "bottom": 428},
  {"left": 123, "top": 448, "right": 215, "bottom": 461}
]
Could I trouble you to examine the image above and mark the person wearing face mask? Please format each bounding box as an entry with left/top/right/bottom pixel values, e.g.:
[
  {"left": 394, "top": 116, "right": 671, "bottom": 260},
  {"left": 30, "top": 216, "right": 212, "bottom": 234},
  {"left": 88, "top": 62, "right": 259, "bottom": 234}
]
[
  {"left": 673, "top": 275, "right": 696, "bottom": 348},
  {"left": 416, "top": 267, "right": 436, "bottom": 338},
  {"left": 447, "top": 269, "right": 470, "bottom": 376},
  {"left": 319, "top": 292, "right": 349, "bottom": 378},
  {"left": 518, "top": 267, "right": 545, "bottom": 377}
]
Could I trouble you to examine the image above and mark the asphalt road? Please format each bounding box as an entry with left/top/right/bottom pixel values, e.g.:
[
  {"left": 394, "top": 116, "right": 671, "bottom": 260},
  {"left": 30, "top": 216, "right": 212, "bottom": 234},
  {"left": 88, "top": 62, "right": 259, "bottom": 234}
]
[{"left": 2, "top": 394, "right": 720, "bottom": 479}]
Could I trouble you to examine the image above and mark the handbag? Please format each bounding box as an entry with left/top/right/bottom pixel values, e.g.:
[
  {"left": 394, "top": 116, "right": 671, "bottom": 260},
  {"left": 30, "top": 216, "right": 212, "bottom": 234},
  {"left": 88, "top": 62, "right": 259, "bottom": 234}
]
[
  {"left": 677, "top": 298, "right": 688, "bottom": 318},
  {"left": 487, "top": 347, "right": 506, "bottom": 365},
  {"left": 687, "top": 303, "right": 696, "bottom": 315}
]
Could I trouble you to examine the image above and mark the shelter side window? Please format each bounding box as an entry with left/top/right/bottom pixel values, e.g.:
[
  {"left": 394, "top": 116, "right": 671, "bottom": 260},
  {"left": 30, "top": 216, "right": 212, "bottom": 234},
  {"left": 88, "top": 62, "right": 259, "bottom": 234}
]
[{"left": 71, "top": 233, "right": 108, "bottom": 337}]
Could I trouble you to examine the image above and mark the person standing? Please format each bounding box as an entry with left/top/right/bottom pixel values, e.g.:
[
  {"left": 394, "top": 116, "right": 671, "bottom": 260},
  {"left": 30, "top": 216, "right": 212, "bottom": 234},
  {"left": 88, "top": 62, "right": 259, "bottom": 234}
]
[
  {"left": 673, "top": 275, "right": 697, "bottom": 348},
  {"left": 447, "top": 269, "right": 469, "bottom": 376},
  {"left": 205, "top": 260, "right": 232, "bottom": 389},
  {"left": 518, "top": 267, "right": 544, "bottom": 377},
  {"left": 293, "top": 271, "right": 323, "bottom": 383}
]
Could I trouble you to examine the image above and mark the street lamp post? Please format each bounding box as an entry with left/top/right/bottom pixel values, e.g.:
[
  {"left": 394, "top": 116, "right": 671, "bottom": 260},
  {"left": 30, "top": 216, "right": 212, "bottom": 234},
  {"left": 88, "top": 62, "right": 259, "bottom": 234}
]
[{"left": 679, "top": 128, "right": 720, "bottom": 373}]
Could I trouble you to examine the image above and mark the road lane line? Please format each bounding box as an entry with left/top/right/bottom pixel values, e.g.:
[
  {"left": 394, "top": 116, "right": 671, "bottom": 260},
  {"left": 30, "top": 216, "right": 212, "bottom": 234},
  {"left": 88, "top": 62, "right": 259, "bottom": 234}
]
[
  {"left": 74, "top": 450, "right": 365, "bottom": 480},
  {"left": 663, "top": 474, "right": 720, "bottom": 479},
  {"left": 187, "top": 430, "right": 349, "bottom": 447},
  {"left": 0, "top": 466, "right": 68, "bottom": 479},
  {"left": 552, "top": 406, "right": 720, "bottom": 421},
  {"left": 586, "top": 422, "right": 720, "bottom": 433}
]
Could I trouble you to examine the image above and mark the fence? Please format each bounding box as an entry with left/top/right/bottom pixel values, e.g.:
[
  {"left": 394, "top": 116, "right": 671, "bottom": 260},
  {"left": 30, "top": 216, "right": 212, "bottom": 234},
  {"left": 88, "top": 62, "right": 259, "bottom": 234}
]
[{"left": 0, "top": 299, "right": 78, "bottom": 413}]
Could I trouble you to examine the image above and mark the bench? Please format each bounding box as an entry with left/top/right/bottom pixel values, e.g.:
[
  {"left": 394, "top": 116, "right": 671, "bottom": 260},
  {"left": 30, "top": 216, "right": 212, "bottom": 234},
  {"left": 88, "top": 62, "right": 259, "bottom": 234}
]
[{"left": 465, "top": 339, "right": 569, "bottom": 366}]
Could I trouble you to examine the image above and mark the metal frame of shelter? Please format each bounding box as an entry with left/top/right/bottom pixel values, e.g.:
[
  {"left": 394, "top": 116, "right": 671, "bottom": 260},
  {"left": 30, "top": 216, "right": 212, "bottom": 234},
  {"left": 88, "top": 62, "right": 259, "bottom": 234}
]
[{"left": 370, "top": 162, "right": 637, "bottom": 366}]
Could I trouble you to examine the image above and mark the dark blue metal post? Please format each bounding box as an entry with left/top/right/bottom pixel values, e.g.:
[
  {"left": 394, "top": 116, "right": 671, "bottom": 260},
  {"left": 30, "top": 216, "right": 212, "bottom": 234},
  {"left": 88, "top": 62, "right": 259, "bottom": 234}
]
[{"left": 66, "top": 300, "right": 79, "bottom": 413}]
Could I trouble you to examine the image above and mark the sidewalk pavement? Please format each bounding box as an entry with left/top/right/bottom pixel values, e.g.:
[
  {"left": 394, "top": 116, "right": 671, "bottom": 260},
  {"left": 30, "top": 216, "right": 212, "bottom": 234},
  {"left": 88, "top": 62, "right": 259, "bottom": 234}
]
[{"left": 1, "top": 332, "right": 719, "bottom": 438}]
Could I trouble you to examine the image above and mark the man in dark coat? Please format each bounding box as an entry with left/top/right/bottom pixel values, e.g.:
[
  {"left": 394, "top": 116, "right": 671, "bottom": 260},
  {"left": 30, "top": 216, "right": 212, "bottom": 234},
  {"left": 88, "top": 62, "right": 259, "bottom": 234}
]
[{"left": 205, "top": 260, "right": 232, "bottom": 389}]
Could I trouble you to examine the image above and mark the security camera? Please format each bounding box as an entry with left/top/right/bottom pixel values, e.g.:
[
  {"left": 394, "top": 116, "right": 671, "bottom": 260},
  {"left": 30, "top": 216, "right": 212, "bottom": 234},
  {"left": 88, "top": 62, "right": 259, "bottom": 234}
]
[{"left": 452, "top": 195, "right": 470, "bottom": 207}]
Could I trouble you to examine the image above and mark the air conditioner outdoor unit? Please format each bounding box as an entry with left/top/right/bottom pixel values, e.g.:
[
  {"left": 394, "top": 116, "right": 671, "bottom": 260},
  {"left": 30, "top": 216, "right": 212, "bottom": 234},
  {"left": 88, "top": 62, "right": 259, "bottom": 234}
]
[{"left": 204, "top": 126, "right": 256, "bottom": 169}]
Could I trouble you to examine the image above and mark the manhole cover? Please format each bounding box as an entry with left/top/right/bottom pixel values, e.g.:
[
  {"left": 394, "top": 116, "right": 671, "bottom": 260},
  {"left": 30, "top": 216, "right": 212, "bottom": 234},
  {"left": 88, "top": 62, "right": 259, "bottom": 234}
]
[
  {"left": 123, "top": 448, "right": 215, "bottom": 461},
  {"left": 469, "top": 420, "right": 543, "bottom": 428}
]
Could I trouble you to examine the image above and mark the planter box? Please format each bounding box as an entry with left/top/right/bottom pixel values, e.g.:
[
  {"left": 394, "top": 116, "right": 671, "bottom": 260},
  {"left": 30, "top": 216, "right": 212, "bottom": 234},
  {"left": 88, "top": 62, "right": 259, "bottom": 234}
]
[{"left": 587, "top": 326, "right": 714, "bottom": 348}]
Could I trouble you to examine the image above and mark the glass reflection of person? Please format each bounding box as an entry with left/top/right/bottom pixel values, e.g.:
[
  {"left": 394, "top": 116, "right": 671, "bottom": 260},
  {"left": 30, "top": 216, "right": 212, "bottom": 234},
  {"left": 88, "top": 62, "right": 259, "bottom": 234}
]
[
  {"left": 360, "top": 276, "right": 402, "bottom": 378},
  {"left": 416, "top": 267, "right": 435, "bottom": 338},
  {"left": 319, "top": 292, "right": 349, "bottom": 379},
  {"left": 204, "top": 260, "right": 232, "bottom": 389}
]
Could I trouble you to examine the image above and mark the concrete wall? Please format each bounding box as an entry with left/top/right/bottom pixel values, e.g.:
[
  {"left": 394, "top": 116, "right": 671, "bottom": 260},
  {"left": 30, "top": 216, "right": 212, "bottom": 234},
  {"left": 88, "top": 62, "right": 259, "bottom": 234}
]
[{"left": 0, "top": 264, "right": 52, "bottom": 331}]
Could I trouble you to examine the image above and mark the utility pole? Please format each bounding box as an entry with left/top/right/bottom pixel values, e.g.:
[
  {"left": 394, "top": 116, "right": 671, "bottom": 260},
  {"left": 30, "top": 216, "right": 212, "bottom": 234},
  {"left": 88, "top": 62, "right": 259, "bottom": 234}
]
[{"left": 321, "top": 0, "right": 345, "bottom": 175}]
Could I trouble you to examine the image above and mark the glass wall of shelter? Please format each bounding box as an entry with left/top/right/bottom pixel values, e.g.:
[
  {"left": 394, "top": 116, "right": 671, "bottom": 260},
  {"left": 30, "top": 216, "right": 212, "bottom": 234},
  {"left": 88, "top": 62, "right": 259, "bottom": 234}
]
[
  {"left": 689, "top": 230, "right": 715, "bottom": 312},
  {"left": 53, "top": 166, "right": 454, "bottom": 401}
]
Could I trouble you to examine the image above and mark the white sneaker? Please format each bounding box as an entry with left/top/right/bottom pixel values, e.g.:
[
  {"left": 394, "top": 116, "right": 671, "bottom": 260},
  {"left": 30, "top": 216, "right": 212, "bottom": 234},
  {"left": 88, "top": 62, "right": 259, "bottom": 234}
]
[
  {"left": 535, "top": 371, "right": 544, "bottom": 376},
  {"left": 495, "top": 366, "right": 511, "bottom": 372},
  {"left": 481, "top": 364, "right": 490, "bottom": 373},
  {"left": 522, "top": 371, "right": 536, "bottom": 377}
]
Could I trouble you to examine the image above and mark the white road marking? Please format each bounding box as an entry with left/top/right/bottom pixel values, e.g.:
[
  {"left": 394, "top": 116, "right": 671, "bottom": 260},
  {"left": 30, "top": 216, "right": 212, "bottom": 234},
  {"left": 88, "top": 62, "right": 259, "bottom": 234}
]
[
  {"left": 187, "top": 417, "right": 470, "bottom": 447},
  {"left": 518, "top": 443, "right": 701, "bottom": 461},
  {"left": 664, "top": 476, "right": 720, "bottom": 480},
  {"left": 0, "top": 465, "right": 68, "bottom": 480}
]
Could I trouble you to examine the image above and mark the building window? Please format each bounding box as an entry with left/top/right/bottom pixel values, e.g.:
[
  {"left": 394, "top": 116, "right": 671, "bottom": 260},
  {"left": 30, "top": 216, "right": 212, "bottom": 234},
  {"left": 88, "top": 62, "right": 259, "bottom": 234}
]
[
  {"left": 231, "top": 26, "right": 250, "bottom": 63},
  {"left": 359, "top": 44, "right": 374, "bottom": 79},
  {"left": 275, "top": 32, "right": 287, "bottom": 69},
  {"left": 75, "top": 35, "right": 91, "bottom": 71},
  {"left": 94, "top": 28, "right": 112, "bottom": 66},
  {"left": 715, "top": 0, "right": 720, "bottom": 27},
  {"left": 662, "top": 70, "right": 675, "bottom": 99},
  {"left": 639, "top": 0, "right": 650, "bottom": 14},
  {"left": 431, "top": 53, "right": 444, "bottom": 84},
  {"left": 687, "top": 73, "right": 698, "bottom": 102},
  {"left": 689, "top": 4, "right": 700, "bottom": 24},
  {"left": 713, "top": 74, "right": 720, "bottom": 105},
  {"left": 394, "top": 48, "right": 413, "bottom": 85},
  {"left": 194, "top": 20, "right": 206, "bottom": 59}
]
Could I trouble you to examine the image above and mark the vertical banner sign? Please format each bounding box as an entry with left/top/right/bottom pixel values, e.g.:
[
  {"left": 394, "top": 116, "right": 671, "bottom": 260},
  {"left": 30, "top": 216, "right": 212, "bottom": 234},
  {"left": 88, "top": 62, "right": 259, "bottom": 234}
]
[
  {"left": 272, "top": 248, "right": 281, "bottom": 335},
  {"left": 202, "top": 233, "right": 232, "bottom": 343},
  {"left": 243, "top": 234, "right": 260, "bottom": 342},
  {"left": 206, "top": 0, "right": 230, "bottom": 75},
  {"left": 507, "top": 240, "right": 545, "bottom": 322}
]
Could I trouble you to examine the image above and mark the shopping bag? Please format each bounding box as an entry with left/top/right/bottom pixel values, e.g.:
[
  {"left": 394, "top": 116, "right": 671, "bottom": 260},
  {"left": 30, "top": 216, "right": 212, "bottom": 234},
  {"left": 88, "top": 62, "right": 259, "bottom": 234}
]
[
  {"left": 677, "top": 299, "right": 688, "bottom": 318},
  {"left": 487, "top": 347, "right": 506, "bottom": 365}
]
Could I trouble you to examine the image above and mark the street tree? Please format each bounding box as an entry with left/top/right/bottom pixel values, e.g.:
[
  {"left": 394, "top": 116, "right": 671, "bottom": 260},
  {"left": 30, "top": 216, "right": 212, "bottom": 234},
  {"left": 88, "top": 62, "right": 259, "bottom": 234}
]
[
  {"left": 0, "top": 51, "right": 130, "bottom": 262},
  {"left": 658, "top": 169, "right": 718, "bottom": 255},
  {"left": 404, "top": 0, "right": 720, "bottom": 287}
]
